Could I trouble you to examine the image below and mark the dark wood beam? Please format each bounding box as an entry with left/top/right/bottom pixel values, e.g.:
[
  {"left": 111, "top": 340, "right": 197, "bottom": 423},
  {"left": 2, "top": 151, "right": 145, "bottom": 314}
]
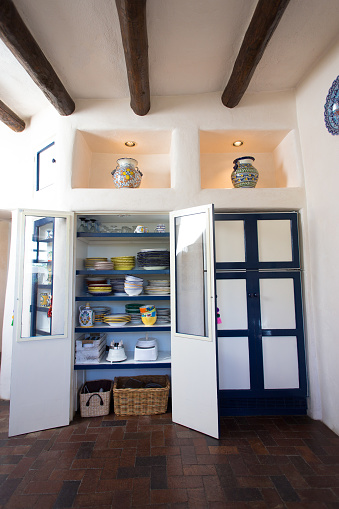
[
  {"left": 0, "top": 0, "right": 75, "bottom": 116},
  {"left": 222, "top": 0, "right": 290, "bottom": 108},
  {"left": 116, "top": 0, "right": 150, "bottom": 116},
  {"left": 0, "top": 100, "right": 25, "bottom": 132}
]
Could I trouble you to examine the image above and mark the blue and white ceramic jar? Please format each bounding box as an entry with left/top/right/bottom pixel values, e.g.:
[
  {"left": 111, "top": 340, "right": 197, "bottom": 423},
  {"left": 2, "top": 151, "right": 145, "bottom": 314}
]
[
  {"left": 231, "top": 156, "right": 259, "bottom": 188},
  {"left": 111, "top": 158, "right": 143, "bottom": 188}
]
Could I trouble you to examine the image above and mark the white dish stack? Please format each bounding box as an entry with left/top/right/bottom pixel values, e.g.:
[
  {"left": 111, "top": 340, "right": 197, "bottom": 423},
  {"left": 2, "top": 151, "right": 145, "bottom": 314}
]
[{"left": 124, "top": 275, "right": 143, "bottom": 296}]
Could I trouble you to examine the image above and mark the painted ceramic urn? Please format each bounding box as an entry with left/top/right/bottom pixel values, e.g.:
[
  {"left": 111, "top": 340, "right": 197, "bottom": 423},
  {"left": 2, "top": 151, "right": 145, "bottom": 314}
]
[
  {"left": 231, "top": 156, "right": 259, "bottom": 188},
  {"left": 79, "top": 303, "right": 95, "bottom": 328},
  {"left": 111, "top": 158, "right": 143, "bottom": 188}
]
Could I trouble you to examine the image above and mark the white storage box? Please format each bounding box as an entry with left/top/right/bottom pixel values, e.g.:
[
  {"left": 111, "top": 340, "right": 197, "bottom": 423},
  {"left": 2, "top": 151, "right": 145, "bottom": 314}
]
[{"left": 75, "top": 333, "right": 107, "bottom": 364}]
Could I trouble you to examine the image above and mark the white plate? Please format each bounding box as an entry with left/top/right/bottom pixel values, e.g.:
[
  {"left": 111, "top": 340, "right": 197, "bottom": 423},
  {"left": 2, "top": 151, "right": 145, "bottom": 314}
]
[
  {"left": 143, "top": 266, "right": 167, "bottom": 270},
  {"left": 140, "top": 248, "right": 168, "bottom": 252},
  {"left": 106, "top": 322, "right": 129, "bottom": 327}
]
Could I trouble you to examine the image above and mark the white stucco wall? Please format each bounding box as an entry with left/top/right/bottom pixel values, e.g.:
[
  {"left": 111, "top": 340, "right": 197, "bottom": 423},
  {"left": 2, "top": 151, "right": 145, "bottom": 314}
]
[
  {"left": 0, "top": 91, "right": 305, "bottom": 214},
  {"left": 296, "top": 37, "right": 339, "bottom": 434},
  {"left": 0, "top": 90, "right": 319, "bottom": 417}
]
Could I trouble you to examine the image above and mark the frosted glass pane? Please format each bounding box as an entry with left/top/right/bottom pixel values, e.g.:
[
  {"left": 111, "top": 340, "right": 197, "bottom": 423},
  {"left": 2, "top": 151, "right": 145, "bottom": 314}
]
[
  {"left": 215, "top": 221, "right": 245, "bottom": 263},
  {"left": 217, "top": 279, "right": 248, "bottom": 330},
  {"left": 262, "top": 336, "right": 299, "bottom": 389},
  {"left": 175, "top": 213, "right": 208, "bottom": 337},
  {"left": 258, "top": 220, "right": 292, "bottom": 262},
  {"left": 260, "top": 278, "right": 296, "bottom": 329},
  {"left": 20, "top": 216, "right": 67, "bottom": 339},
  {"left": 218, "top": 337, "right": 250, "bottom": 390}
]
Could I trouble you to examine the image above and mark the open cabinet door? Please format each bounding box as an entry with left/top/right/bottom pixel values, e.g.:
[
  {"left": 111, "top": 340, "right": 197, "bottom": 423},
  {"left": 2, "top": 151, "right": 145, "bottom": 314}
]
[
  {"left": 170, "top": 204, "right": 219, "bottom": 438},
  {"left": 9, "top": 210, "right": 74, "bottom": 436}
]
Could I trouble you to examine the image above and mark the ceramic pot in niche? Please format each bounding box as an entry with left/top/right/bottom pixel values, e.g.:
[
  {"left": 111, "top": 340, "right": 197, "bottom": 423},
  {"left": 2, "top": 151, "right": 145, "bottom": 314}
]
[
  {"left": 111, "top": 158, "right": 143, "bottom": 188},
  {"left": 231, "top": 156, "right": 259, "bottom": 188}
]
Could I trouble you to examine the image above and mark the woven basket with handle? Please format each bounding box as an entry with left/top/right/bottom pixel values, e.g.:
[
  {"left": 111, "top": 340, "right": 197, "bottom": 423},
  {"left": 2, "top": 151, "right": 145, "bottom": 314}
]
[{"left": 80, "top": 379, "right": 112, "bottom": 417}]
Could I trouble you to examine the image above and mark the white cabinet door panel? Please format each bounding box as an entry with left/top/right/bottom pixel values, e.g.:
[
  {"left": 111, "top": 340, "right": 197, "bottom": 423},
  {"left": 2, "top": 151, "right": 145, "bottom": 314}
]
[
  {"left": 257, "top": 219, "right": 293, "bottom": 263},
  {"left": 218, "top": 337, "right": 250, "bottom": 390},
  {"left": 260, "top": 278, "right": 296, "bottom": 329},
  {"left": 262, "top": 336, "right": 299, "bottom": 389},
  {"left": 217, "top": 279, "right": 248, "bottom": 330},
  {"left": 215, "top": 220, "right": 245, "bottom": 263}
]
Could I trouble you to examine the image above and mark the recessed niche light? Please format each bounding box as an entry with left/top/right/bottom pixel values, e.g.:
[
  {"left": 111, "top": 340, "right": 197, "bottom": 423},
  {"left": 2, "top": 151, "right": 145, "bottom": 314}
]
[
  {"left": 125, "top": 141, "right": 136, "bottom": 147},
  {"left": 233, "top": 140, "right": 243, "bottom": 147}
]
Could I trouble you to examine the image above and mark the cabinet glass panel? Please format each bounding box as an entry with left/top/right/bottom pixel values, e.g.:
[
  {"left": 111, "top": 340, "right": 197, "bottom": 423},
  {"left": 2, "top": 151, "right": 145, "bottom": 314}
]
[
  {"left": 20, "top": 215, "right": 68, "bottom": 339},
  {"left": 257, "top": 219, "right": 293, "bottom": 263},
  {"left": 215, "top": 221, "right": 245, "bottom": 263},
  {"left": 217, "top": 279, "right": 248, "bottom": 330},
  {"left": 259, "top": 278, "right": 296, "bottom": 329},
  {"left": 262, "top": 336, "right": 299, "bottom": 389},
  {"left": 218, "top": 337, "right": 250, "bottom": 390},
  {"left": 175, "top": 212, "right": 208, "bottom": 337}
]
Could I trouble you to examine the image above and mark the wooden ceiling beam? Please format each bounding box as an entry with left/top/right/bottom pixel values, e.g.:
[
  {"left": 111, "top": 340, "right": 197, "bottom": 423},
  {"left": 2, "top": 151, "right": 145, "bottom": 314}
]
[
  {"left": 116, "top": 0, "right": 150, "bottom": 116},
  {"left": 222, "top": 0, "right": 290, "bottom": 108},
  {"left": 0, "top": 0, "right": 75, "bottom": 116},
  {"left": 0, "top": 100, "right": 25, "bottom": 132}
]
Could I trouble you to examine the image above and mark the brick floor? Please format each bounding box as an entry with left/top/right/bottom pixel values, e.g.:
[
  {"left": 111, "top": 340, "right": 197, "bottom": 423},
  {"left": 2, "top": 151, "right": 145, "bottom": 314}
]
[{"left": 1, "top": 399, "right": 339, "bottom": 508}]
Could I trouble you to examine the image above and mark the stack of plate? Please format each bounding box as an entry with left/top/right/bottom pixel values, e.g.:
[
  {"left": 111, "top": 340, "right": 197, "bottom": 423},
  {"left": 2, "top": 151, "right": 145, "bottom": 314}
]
[
  {"left": 154, "top": 224, "right": 166, "bottom": 233},
  {"left": 85, "top": 257, "right": 108, "bottom": 269},
  {"left": 94, "top": 260, "right": 114, "bottom": 270},
  {"left": 111, "top": 256, "right": 135, "bottom": 270},
  {"left": 145, "top": 279, "right": 170, "bottom": 295},
  {"left": 137, "top": 249, "right": 170, "bottom": 270},
  {"left": 110, "top": 278, "right": 126, "bottom": 295},
  {"left": 103, "top": 313, "right": 131, "bottom": 327},
  {"left": 155, "top": 307, "right": 171, "bottom": 324},
  {"left": 124, "top": 275, "right": 143, "bottom": 296},
  {"left": 125, "top": 303, "right": 144, "bottom": 324},
  {"left": 88, "top": 283, "right": 112, "bottom": 295},
  {"left": 92, "top": 306, "right": 111, "bottom": 323}
]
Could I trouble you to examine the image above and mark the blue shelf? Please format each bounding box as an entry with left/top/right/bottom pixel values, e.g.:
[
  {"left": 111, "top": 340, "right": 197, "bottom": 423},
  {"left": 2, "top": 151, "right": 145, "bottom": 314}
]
[
  {"left": 74, "top": 361, "right": 171, "bottom": 370},
  {"left": 74, "top": 351, "right": 171, "bottom": 370},
  {"left": 77, "top": 269, "right": 170, "bottom": 275},
  {"left": 75, "top": 295, "right": 170, "bottom": 301},
  {"left": 77, "top": 232, "right": 169, "bottom": 238},
  {"left": 75, "top": 326, "right": 170, "bottom": 333}
]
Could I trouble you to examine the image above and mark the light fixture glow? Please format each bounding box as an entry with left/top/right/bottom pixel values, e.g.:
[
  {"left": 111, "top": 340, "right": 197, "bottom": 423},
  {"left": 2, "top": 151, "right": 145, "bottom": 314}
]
[
  {"left": 233, "top": 140, "right": 243, "bottom": 147},
  {"left": 125, "top": 141, "right": 136, "bottom": 147}
]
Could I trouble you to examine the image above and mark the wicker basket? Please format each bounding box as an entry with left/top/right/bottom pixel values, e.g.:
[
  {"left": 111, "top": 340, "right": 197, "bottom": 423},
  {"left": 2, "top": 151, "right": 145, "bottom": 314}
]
[
  {"left": 80, "top": 379, "right": 113, "bottom": 417},
  {"left": 113, "top": 375, "right": 170, "bottom": 416}
]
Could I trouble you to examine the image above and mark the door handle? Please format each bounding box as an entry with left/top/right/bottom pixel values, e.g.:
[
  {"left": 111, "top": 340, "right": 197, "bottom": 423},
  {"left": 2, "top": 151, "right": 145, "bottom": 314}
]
[{"left": 248, "top": 293, "right": 259, "bottom": 298}]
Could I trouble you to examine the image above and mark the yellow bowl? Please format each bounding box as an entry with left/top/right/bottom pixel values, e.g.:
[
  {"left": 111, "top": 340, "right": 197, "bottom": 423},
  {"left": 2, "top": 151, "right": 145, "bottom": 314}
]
[{"left": 141, "top": 315, "right": 157, "bottom": 326}]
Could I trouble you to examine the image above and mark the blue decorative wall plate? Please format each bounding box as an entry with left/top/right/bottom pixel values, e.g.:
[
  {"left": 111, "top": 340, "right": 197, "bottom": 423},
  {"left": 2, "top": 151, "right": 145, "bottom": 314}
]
[{"left": 324, "top": 75, "right": 339, "bottom": 135}]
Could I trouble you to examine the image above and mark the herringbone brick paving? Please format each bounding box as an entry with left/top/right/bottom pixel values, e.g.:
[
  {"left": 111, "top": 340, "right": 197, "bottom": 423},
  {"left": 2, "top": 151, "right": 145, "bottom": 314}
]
[{"left": 1, "top": 399, "right": 339, "bottom": 508}]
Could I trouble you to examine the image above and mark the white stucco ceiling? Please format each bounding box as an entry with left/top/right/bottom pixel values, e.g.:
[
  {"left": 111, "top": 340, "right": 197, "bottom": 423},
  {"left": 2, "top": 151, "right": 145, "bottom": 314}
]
[{"left": 1, "top": 0, "right": 339, "bottom": 120}]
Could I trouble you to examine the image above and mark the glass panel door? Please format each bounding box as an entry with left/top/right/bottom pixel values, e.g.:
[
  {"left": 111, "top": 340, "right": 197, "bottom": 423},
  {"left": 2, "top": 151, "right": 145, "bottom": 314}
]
[
  {"left": 9, "top": 210, "right": 73, "bottom": 436},
  {"left": 170, "top": 204, "right": 219, "bottom": 438}
]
